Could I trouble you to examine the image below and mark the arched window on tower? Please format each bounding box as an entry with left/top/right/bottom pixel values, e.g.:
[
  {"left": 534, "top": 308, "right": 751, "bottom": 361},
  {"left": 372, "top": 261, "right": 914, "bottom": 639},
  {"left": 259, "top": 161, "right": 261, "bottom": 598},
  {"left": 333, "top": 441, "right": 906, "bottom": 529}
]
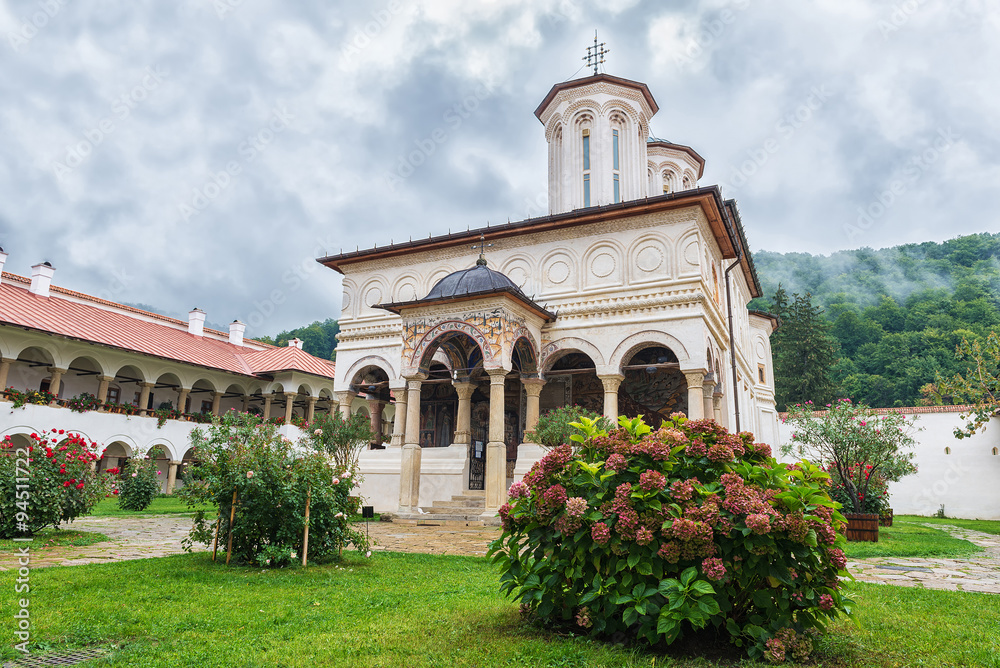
[
  {"left": 682, "top": 175, "right": 692, "bottom": 190},
  {"left": 662, "top": 169, "right": 676, "bottom": 194},
  {"left": 582, "top": 127, "right": 592, "bottom": 207},
  {"left": 610, "top": 113, "right": 626, "bottom": 204}
]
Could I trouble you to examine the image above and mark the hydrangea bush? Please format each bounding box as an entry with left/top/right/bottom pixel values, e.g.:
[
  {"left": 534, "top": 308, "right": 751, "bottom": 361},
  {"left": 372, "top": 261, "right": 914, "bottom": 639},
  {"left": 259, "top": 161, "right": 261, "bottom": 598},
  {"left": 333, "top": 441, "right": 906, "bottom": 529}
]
[
  {"left": 489, "top": 414, "right": 851, "bottom": 663},
  {"left": 0, "top": 430, "right": 104, "bottom": 537},
  {"left": 180, "top": 411, "right": 369, "bottom": 567}
]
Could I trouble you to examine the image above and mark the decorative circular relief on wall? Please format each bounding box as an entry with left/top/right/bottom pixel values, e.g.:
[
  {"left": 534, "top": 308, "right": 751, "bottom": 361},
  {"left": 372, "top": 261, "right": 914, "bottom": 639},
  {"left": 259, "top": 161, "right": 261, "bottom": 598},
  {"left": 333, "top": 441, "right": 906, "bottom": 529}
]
[
  {"left": 636, "top": 246, "right": 663, "bottom": 273},
  {"left": 591, "top": 252, "right": 616, "bottom": 278},
  {"left": 397, "top": 282, "right": 417, "bottom": 301},
  {"left": 683, "top": 240, "right": 700, "bottom": 266},
  {"left": 755, "top": 340, "right": 766, "bottom": 361},
  {"left": 364, "top": 287, "right": 382, "bottom": 307},
  {"left": 507, "top": 266, "right": 529, "bottom": 289},
  {"left": 547, "top": 260, "right": 570, "bottom": 284},
  {"left": 341, "top": 291, "right": 351, "bottom": 311}
]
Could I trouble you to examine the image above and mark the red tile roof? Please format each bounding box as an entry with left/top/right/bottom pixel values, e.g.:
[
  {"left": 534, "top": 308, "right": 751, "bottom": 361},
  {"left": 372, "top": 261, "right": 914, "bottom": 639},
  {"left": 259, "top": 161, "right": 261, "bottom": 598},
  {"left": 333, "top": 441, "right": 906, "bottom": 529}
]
[{"left": 0, "top": 273, "right": 336, "bottom": 381}]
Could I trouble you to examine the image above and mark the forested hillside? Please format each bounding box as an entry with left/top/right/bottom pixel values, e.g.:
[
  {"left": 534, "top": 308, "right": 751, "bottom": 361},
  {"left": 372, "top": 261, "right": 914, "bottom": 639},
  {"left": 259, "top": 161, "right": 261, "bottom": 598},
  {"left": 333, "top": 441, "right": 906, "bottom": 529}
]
[{"left": 749, "top": 233, "right": 1000, "bottom": 408}]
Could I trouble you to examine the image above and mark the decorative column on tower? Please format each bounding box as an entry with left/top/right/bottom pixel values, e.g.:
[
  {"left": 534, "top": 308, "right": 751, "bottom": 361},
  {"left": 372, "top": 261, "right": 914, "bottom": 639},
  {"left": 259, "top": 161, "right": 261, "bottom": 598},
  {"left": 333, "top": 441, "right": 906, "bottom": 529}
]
[
  {"left": 521, "top": 378, "right": 546, "bottom": 443},
  {"left": 702, "top": 373, "right": 716, "bottom": 423},
  {"left": 482, "top": 368, "right": 508, "bottom": 520},
  {"left": 337, "top": 390, "right": 357, "bottom": 419},
  {"left": 388, "top": 385, "right": 407, "bottom": 447},
  {"left": 599, "top": 374, "right": 624, "bottom": 423},
  {"left": 683, "top": 371, "right": 706, "bottom": 420},
  {"left": 366, "top": 396, "right": 384, "bottom": 447},
  {"left": 398, "top": 374, "right": 425, "bottom": 514},
  {"left": 453, "top": 381, "right": 476, "bottom": 446}
]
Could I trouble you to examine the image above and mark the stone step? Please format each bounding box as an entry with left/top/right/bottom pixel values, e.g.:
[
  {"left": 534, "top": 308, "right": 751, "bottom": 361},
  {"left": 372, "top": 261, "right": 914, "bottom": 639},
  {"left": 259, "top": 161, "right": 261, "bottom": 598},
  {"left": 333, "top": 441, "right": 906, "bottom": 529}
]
[
  {"left": 423, "top": 506, "right": 483, "bottom": 515},
  {"left": 432, "top": 499, "right": 487, "bottom": 509},
  {"left": 393, "top": 517, "right": 486, "bottom": 528}
]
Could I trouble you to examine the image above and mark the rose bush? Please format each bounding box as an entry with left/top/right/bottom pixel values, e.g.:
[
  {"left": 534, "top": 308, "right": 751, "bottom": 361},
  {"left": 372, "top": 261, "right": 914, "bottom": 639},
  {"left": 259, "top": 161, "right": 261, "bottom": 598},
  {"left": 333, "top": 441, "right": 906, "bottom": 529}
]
[
  {"left": 489, "top": 414, "right": 851, "bottom": 663},
  {"left": 180, "top": 411, "right": 369, "bottom": 567},
  {"left": 0, "top": 430, "right": 105, "bottom": 537},
  {"left": 115, "top": 453, "right": 162, "bottom": 511}
]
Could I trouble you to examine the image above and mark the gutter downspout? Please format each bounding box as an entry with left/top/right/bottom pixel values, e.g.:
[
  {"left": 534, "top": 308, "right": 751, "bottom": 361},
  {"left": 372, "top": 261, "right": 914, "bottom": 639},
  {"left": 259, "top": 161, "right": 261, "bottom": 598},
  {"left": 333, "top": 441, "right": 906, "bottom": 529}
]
[{"left": 724, "top": 255, "right": 742, "bottom": 433}]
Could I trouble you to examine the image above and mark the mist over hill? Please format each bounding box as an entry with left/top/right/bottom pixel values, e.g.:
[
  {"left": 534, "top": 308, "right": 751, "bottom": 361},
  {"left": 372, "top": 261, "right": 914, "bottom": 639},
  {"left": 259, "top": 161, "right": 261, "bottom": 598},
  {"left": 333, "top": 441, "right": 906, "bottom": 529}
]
[{"left": 750, "top": 232, "right": 1000, "bottom": 408}]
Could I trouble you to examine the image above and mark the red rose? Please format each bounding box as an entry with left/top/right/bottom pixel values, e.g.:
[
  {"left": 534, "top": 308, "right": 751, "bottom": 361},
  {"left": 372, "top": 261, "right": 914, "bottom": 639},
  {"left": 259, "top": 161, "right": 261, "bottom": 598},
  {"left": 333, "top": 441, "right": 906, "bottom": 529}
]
[{"left": 75, "top": 482, "right": 85, "bottom": 490}]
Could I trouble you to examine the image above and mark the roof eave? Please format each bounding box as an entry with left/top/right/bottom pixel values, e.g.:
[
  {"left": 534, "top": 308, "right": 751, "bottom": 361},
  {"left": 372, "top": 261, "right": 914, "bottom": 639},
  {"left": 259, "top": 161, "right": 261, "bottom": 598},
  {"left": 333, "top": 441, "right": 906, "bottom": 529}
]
[{"left": 375, "top": 287, "right": 556, "bottom": 323}]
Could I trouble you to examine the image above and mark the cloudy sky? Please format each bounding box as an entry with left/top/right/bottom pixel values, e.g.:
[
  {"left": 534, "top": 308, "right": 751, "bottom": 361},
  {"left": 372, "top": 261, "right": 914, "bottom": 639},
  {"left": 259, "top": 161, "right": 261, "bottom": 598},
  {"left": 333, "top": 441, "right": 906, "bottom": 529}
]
[{"left": 0, "top": 0, "right": 995, "bottom": 336}]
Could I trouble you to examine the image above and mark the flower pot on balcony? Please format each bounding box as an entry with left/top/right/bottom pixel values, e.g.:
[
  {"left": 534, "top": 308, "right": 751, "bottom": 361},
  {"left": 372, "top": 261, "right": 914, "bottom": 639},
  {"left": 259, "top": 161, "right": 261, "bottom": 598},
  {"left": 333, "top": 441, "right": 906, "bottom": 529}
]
[{"left": 845, "top": 513, "right": 879, "bottom": 542}]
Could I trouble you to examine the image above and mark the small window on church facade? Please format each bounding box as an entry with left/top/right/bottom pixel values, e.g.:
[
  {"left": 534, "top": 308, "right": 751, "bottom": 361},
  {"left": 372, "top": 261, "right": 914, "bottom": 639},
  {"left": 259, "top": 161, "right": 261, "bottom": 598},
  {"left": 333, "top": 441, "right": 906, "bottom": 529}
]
[
  {"left": 757, "top": 364, "right": 766, "bottom": 384},
  {"left": 993, "top": 447, "right": 999, "bottom": 456},
  {"left": 582, "top": 129, "right": 591, "bottom": 207},
  {"left": 612, "top": 128, "right": 620, "bottom": 203}
]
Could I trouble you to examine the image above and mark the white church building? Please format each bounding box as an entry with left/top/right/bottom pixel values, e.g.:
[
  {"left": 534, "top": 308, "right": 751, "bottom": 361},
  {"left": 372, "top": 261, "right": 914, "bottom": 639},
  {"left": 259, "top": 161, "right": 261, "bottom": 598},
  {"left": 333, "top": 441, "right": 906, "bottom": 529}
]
[{"left": 320, "top": 72, "right": 781, "bottom": 522}]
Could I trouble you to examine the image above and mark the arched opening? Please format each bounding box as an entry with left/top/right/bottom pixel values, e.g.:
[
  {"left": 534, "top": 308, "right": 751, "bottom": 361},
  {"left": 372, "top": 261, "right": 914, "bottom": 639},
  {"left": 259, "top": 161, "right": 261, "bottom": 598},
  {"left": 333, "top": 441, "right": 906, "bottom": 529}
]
[
  {"left": 350, "top": 365, "right": 392, "bottom": 447},
  {"left": 108, "top": 365, "right": 145, "bottom": 410},
  {"left": 619, "top": 345, "right": 685, "bottom": 426},
  {"left": 147, "top": 444, "right": 171, "bottom": 493},
  {"left": 99, "top": 441, "right": 132, "bottom": 473},
  {"left": 153, "top": 373, "right": 183, "bottom": 413},
  {"left": 543, "top": 349, "right": 601, "bottom": 416},
  {"left": 64, "top": 356, "right": 105, "bottom": 403},
  {"left": 11, "top": 346, "right": 57, "bottom": 396},
  {"left": 190, "top": 379, "right": 217, "bottom": 415}
]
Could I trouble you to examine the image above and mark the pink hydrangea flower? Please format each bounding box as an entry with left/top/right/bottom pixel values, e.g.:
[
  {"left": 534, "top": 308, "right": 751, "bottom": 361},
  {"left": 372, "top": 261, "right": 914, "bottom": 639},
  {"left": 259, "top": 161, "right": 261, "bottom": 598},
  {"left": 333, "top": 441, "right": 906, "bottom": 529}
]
[
  {"left": 508, "top": 480, "right": 529, "bottom": 499},
  {"left": 702, "top": 557, "right": 726, "bottom": 581},
  {"left": 591, "top": 522, "right": 611, "bottom": 545}
]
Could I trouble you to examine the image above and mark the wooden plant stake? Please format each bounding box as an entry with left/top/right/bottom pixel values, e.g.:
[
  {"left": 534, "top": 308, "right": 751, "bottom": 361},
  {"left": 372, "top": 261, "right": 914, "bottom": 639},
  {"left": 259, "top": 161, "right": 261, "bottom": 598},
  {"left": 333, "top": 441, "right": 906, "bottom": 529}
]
[
  {"left": 211, "top": 507, "right": 222, "bottom": 561},
  {"left": 301, "top": 485, "right": 312, "bottom": 567},
  {"left": 225, "top": 489, "right": 238, "bottom": 566}
]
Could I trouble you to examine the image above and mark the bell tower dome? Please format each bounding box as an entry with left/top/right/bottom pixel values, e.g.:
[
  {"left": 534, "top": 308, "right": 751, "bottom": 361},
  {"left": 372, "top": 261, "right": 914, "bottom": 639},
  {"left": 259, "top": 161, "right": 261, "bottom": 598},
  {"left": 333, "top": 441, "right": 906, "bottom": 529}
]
[{"left": 535, "top": 73, "right": 658, "bottom": 215}]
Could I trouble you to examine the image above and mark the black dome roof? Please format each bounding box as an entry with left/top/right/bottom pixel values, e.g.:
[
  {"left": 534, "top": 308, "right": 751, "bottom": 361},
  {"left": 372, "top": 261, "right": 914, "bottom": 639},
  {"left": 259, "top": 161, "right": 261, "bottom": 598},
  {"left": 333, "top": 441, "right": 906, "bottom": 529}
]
[{"left": 424, "top": 262, "right": 522, "bottom": 300}]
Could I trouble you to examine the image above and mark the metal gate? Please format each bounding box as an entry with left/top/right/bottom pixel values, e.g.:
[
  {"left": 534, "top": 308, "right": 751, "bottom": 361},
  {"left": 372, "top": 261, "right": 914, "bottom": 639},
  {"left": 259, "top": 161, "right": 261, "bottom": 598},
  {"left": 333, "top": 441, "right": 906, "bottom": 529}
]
[{"left": 469, "top": 402, "right": 488, "bottom": 490}]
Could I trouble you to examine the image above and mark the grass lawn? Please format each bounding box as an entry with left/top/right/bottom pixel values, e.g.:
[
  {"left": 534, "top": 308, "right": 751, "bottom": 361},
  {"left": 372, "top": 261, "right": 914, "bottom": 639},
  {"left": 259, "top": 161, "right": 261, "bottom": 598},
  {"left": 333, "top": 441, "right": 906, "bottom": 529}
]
[
  {"left": 902, "top": 514, "right": 1000, "bottom": 537},
  {"left": 1, "top": 551, "right": 998, "bottom": 667},
  {"left": 88, "top": 496, "right": 216, "bottom": 517},
  {"left": 843, "top": 518, "right": 982, "bottom": 559},
  {"left": 0, "top": 528, "right": 108, "bottom": 552}
]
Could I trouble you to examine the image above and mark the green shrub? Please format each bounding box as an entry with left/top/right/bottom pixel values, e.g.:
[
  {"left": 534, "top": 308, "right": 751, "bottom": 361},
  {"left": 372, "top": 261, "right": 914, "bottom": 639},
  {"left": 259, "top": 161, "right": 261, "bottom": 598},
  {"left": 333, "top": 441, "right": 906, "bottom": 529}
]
[
  {"left": 534, "top": 405, "right": 611, "bottom": 448},
  {"left": 489, "top": 414, "right": 851, "bottom": 663},
  {"left": 0, "top": 430, "right": 104, "bottom": 537},
  {"left": 180, "top": 411, "right": 369, "bottom": 567},
  {"left": 117, "top": 456, "right": 162, "bottom": 511}
]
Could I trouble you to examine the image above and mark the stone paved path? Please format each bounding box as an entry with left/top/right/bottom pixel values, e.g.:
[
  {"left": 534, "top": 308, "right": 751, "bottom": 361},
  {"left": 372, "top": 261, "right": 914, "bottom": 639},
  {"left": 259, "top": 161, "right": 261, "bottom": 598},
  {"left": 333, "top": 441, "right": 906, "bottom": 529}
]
[
  {"left": 847, "top": 523, "right": 1000, "bottom": 594},
  {"left": 365, "top": 521, "right": 500, "bottom": 557},
  {"left": 0, "top": 515, "right": 207, "bottom": 571}
]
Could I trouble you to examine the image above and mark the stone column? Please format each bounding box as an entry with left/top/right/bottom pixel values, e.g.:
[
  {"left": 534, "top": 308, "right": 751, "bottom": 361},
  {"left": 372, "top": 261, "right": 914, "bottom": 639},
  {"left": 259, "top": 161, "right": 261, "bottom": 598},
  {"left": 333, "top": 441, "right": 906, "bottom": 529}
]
[
  {"left": 166, "top": 460, "right": 181, "bottom": 494},
  {"left": 306, "top": 397, "right": 317, "bottom": 423},
  {"left": 703, "top": 375, "right": 716, "bottom": 423},
  {"left": 209, "top": 391, "right": 222, "bottom": 416},
  {"left": 453, "top": 381, "right": 476, "bottom": 445},
  {"left": 0, "top": 358, "right": 10, "bottom": 396},
  {"left": 96, "top": 375, "right": 113, "bottom": 408},
  {"left": 521, "top": 378, "right": 546, "bottom": 443},
  {"left": 283, "top": 392, "right": 296, "bottom": 423},
  {"left": 683, "top": 371, "right": 706, "bottom": 420},
  {"left": 177, "top": 388, "right": 190, "bottom": 415},
  {"left": 366, "top": 397, "right": 384, "bottom": 446},
  {"left": 47, "top": 367, "right": 66, "bottom": 399},
  {"left": 398, "top": 375, "right": 425, "bottom": 514},
  {"left": 599, "top": 374, "right": 624, "bottom": 423},
  {"left": 713, "top": 388, "right": 724, "bottom": 425},
  {"left": 389, "top": 388, "right": 407, "bottom": 447},
  {"left": 483, "top": 368, "right": 508, "bottom": 516},
  {"left": 337, "top": 390, "right": 357, "bottom": 419},
  {"left": 263, "top": 393, "right": 273, "bottom": 420},
  {"left": 242, "top": 394, "right": 250, "bottom": 412},
  {"left": 138, "top": 382, "right": 154, "bottom": 416}
]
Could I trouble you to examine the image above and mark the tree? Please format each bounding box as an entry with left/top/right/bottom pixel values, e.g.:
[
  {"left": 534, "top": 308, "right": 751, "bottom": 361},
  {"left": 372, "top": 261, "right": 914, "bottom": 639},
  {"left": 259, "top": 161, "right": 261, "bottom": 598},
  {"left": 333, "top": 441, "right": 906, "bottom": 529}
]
[
  {"left": 306, "top": 410, "right": 375, "bottom": 472},
  {"left": 770, "top": 287, "right": 840, "bottom": 411},
  {"left": 782, "top": 399, "right": 919, "bottom": 514},
  {"left": 936, "top": 330, "right": 1000, "bottom": 438}
]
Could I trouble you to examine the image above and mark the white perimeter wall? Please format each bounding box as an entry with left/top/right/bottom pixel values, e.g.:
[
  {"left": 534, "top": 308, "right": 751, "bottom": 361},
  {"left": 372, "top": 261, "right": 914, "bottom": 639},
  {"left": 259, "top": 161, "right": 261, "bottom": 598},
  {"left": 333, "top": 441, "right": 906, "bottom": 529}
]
[{"left": 776, "top": 410, "right": 1000, "bottom": 520}]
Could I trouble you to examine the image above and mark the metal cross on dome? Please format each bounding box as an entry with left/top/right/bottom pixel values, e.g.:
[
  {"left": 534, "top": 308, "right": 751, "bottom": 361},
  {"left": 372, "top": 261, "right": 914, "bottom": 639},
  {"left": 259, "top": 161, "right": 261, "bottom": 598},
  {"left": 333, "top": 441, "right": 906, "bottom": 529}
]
[
  {"left": 583, "top": 30, "right": 609, "bottom": 76},
  {"left": 472, "top": 232, "right": 493, "bottom": 266}
]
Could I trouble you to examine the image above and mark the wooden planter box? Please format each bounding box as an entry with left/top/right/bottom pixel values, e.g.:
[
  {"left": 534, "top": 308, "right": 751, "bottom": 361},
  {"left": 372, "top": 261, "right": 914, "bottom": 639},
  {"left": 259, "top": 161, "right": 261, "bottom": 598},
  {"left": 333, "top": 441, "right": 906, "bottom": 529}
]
[
  {"left": 879, "top": 509, "right": 894, "bottom": 527},
  {"left": 845, "top": 513, "right": 879, "bottom": 542}
]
